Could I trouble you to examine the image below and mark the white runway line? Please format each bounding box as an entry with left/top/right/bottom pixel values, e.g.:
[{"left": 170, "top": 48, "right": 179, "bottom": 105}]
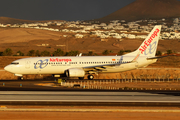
[
  {"left": 0, "top": 100, "right": 180, "bottom": 103},
  {"left": 0, "top": 108, "right": 180, "bottom": 112}
]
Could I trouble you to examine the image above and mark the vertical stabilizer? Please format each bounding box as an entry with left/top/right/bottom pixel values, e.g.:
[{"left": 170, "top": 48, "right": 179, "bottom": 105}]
[
  {"left": 138, "top": 25, "right": 161, "bottom": 57},
  {"left": 125, "top": 25, "right": 161, "bottom": 57}
]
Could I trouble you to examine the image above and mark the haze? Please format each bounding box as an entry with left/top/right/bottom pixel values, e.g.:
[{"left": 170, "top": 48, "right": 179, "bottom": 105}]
[{"left": 0, "top": 0, "right": 136, "bottom": 21}]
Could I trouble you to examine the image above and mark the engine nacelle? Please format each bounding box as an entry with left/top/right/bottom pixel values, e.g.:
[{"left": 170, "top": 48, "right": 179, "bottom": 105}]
[{"left": 66, "top": 68, "right": 85, "bottom": 77}]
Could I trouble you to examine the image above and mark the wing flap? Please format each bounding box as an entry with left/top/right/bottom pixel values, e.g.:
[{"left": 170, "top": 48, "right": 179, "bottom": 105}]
[{"left": 83, "top": 63, "right": 121, "bottom": 73}]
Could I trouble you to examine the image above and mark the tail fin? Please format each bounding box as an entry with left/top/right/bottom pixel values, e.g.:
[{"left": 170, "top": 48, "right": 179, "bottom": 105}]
[
  {"left": 125, "top": 25, "right": 161, "bottom": 57},
  {"left": 138, "top": 25, "right": 161, "bottom": 57}
]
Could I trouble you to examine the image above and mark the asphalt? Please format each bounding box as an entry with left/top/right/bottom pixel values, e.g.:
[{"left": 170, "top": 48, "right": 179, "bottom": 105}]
[{"left": 0, "top": 79, "right": 180, "bottom": 106}]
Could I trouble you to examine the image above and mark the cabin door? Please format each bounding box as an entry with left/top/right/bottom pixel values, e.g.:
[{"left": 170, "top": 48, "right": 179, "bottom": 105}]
[
  {"left": 25, "top": 60, "right": 31, "bottom": 69},
  {"left": 135, "top": 62, "right": 139, "bottom": 68}
]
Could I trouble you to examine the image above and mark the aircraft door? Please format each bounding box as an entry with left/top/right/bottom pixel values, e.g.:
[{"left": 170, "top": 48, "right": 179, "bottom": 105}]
[
  {"left": 25, "top": 60, "right": 31, "bottom": 69},
  {"left": 135, "top": 62, "right": 139, "bottom": 68},
  {"left": 76, "top": 60, "right": 79, "bottom": 66}
]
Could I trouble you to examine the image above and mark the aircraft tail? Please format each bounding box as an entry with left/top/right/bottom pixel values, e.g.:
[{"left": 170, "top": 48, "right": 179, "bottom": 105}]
[{"left": 125, "top": 25, "right": 162, "bottom": 57}]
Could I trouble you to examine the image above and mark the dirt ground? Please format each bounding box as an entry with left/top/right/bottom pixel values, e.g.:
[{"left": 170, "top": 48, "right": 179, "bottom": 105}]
[
  {"left": 0, "top": 106, "right": 180, "bottom": 120},
  {"left": 1, "top": 27, "right": 180, "bottom": 54},
  {"left": 1, "top": 112, "right": 180, "bottom": 120}
]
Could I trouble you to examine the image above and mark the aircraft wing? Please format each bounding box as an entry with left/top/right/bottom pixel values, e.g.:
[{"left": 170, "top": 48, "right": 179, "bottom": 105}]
[
  {"left": 82, "top": 62, "right": 129, "bottom": 73},
  {"left": 82, "top": 64, "right": 118, "bottom": 73}
]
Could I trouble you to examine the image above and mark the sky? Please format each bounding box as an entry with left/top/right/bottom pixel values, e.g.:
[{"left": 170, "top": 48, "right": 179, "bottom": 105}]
[{"left": 0, "top": 0, "right": 136, "bottom": 21}]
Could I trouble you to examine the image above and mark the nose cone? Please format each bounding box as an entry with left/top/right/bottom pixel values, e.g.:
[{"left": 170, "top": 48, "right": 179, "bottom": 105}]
[{"left": 4, "top": 65, "right": 13, "bottom": 72}]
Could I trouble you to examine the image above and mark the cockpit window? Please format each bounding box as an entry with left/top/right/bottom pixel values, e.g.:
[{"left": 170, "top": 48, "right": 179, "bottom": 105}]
[{"left": 11, "top": 62, "right": 19, "bottom": 65}]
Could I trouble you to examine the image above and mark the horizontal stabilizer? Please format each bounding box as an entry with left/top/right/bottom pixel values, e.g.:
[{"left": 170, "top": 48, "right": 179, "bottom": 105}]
[{"left": 147, "top": 55, "right": 175, "bottom": 60}]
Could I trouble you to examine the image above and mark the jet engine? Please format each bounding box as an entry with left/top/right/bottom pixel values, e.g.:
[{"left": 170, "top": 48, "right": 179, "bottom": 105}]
[{"left": 66, "top": 68, "right": 85, "bottom": 77}]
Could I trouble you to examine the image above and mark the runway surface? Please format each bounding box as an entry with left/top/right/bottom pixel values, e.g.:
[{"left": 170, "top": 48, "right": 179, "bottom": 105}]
[
  {"left": 0, "top": 91, "right": 180, "bottom": 106},
  {"left": 0, "top": 80, "right": 180, "bottom": 106},
  {"left": 0, "top": 91, "right": 179, "bottom": 102}
]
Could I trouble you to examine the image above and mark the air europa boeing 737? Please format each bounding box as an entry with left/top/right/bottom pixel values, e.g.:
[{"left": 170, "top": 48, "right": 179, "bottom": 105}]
[{"left": 4, "top": 25, "right": 161, "bottom": 80}]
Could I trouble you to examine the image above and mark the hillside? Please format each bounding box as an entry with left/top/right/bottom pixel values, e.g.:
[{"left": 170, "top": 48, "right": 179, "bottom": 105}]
[
  {"left": 0, "top": 27, "right": 180, "bottom": 55},
  {"left": 0, "top": 17, "right": 35, "bottom": 24},
  {"left": 0, "top": 17, "right": 64, "bottom": 24},
  {"left": 98, "top": 0, "right": 180, "bottom": 22}
]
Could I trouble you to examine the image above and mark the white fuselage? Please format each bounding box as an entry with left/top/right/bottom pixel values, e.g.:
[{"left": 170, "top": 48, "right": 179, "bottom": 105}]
[{"left": 4, "top": 55, "right": 156, "bottom": 76}]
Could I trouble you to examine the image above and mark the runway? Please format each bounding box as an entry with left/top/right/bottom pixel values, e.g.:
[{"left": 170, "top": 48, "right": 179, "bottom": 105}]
[
  {"left": 0, "top": 91, "right": 180, "bottom": 106},
  {"left": 0, "top": 80, "right": 180, "bottom": 106}
]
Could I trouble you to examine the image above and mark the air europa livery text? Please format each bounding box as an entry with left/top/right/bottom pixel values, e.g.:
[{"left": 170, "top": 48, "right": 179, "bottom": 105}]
[
  {"left": 50, "top": 58, "right": 72, "bottom": 62},
  {"left": 139, "top": 28, "right": 160, "bottom": 54}
]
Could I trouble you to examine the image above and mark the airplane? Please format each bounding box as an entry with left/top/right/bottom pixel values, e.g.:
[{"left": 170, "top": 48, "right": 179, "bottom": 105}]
[{"left": 4, "top": 25, "right": 161, "bottom": 80}]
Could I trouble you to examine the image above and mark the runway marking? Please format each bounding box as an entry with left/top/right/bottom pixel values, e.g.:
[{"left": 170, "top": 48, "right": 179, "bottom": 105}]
[
  {"left": 0, "top": 108, "right": 180, "bottom": 112},
  {"left": 0, "top": 91, "right": 161, "bottom": 96},
  {"left": 0, "top": 100, "right": 180, "bottom": 103}
]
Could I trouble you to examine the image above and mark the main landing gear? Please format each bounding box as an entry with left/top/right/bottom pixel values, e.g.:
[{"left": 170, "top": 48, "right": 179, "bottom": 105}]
[
  {"left": 88, "top": 74, "right": 94, "bottom": 80},
  {"left": 18, "top": 77, "right": 24, "bottom": 80},
  {"left": 78, "top": 75, "right": 94, "bottom": 80},
  {"left": 78, "top": 77, "right": 84, "bottom": 80}
]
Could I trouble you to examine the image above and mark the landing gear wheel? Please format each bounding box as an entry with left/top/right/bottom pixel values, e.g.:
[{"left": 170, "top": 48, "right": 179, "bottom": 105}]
[
  {"left": 88, "top": 75, "right": 94, "bottom": 80},
  {"left": 18, "top": 77, "right": 24, "bottom": 80},
  {"left": 78, "top": 77, "right": 84, "bottom": 80}
]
